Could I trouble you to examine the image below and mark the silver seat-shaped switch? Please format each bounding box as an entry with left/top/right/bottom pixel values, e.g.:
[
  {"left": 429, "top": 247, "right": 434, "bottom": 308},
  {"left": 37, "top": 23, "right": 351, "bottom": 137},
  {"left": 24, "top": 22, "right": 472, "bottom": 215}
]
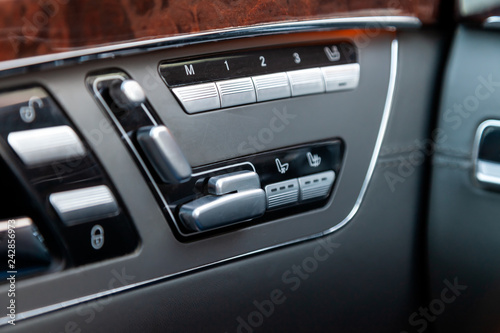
[
  {"left": 179, "top": 189, "right": 266, "bottom": 231},
  {"left": 179, "top": 171, "right": 265, "bottom": 231}
]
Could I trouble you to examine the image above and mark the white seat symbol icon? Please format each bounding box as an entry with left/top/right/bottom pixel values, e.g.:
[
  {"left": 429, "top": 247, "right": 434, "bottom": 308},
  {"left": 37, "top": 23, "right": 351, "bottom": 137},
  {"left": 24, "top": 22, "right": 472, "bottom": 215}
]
[
  {"left": 275, "top": 158, "right": 289, "bottom": 174},
  {"left": 307, "top": 152, "right": 321, "bottom": 167}
]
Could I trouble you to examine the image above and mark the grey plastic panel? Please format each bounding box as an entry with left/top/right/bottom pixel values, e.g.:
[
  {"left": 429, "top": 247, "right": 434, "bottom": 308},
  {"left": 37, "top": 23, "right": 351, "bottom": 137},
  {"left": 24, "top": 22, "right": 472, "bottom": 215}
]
[
  {"left": 0, "top": 29, "right": 443, "bottom": 331},
  {"left": 2, "top": 154, "right": 427, "bottom": 333},
  {"left": 427, "top": 27, "right": 500, "bottom": 332},
  {"left": 0, "top": 31, "right": 391, "bottom": 323}
]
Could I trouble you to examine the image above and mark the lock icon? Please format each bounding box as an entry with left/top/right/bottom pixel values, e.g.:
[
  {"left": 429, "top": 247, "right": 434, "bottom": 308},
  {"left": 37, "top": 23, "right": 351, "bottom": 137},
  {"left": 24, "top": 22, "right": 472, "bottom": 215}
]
[
  {"left": 19, "top": 96, "right": 43, "bottom": 123},
  {"left": 90, "top": 225, "right": 105, "bottom": 250}
]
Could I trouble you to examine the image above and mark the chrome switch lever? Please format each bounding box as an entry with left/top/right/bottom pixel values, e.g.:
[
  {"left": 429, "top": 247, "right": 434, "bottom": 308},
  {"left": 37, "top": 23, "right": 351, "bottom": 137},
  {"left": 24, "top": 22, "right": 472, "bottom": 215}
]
[
  {"left": 136, "top": 125, "right": 192, "bottom": 184},
  {"left": 179, "top": 171, "right": 266, "bottom": 231},
  {"left": 179, "top": 189, "right": 266, "bottom": 231},
  {"left": 207, "top": 170, "right": 261, "bottom": 195},
  {"left": 109, "top": 79, "right": 146, "bottom": 110}
]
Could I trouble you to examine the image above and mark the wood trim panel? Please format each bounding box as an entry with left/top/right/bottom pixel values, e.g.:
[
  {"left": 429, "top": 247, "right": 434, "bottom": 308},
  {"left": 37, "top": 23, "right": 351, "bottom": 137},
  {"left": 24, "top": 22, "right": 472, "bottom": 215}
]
[{"left": 0, "top": 0, "right": 439, "bottom": 62}]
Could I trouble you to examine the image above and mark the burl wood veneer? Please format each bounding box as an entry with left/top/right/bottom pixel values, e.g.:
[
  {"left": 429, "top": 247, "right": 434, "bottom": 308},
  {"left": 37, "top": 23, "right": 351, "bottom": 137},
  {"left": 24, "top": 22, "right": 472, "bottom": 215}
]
[{"left": 0, "top": 0, "right": 440, "bottom": 62}]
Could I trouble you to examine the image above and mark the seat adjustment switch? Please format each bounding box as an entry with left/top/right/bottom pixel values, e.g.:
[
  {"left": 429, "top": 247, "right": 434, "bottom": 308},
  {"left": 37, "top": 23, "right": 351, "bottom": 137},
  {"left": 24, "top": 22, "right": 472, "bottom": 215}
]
[
  {"left": 179, "top": 171, "right": 265, "bottom": 231},
  {"left": 137, "top": 125, "right": 192, "bottom": 184}
]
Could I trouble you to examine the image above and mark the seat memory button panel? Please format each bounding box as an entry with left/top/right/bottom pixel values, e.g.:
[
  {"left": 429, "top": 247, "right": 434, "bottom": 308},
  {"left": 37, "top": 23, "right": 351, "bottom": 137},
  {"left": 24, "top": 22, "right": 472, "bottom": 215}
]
[{"left": 160, "top": 42, "right": 359, "bottom": 113}]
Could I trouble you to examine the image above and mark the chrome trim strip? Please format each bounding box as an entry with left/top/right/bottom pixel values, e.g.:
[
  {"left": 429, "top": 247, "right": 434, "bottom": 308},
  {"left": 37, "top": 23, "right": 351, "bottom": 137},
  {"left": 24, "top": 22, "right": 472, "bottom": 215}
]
[
  {"left": 0, "top": 16, "right": 418, "bottom": 77},
  {"left": 476, "top": 160, "right": 500, "bottom": 185},
  {"left": 483, "top": 16, "right": 500, "bottom": 29},
  {"left": 471, "top": 119, "right": 500, "bottom": 187},
  {"left": 192, "top": 162, "right": 256, "bottom": 177},
  {"left": 0, "top": 38, "right": 399, "bottom": 326},
  {"left": 320, "top": 38, "right": 398, "bottom": 236},
  {"left": 140, "top": 103, "right": 159, "bottom": 126}
]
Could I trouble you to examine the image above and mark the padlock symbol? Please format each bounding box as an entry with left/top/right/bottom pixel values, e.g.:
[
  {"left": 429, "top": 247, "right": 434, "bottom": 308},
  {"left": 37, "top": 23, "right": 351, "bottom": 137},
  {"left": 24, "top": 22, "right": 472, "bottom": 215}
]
[
  {"left": 19, "top": 96, "right": 43, "bottom": 123},
  {"left": 90, "top": 225, "right": 104, "bottom": 250}
]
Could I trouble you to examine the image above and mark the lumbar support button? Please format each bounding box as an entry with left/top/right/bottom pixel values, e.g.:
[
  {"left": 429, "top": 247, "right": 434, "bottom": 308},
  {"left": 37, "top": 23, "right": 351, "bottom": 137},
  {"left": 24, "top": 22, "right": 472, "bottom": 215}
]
[
  {"left": 264, "top": 179, "right": 299, "bottom": 209},
  {"left": 298, "top": 171, "right": 335, "bottom": 201}
]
